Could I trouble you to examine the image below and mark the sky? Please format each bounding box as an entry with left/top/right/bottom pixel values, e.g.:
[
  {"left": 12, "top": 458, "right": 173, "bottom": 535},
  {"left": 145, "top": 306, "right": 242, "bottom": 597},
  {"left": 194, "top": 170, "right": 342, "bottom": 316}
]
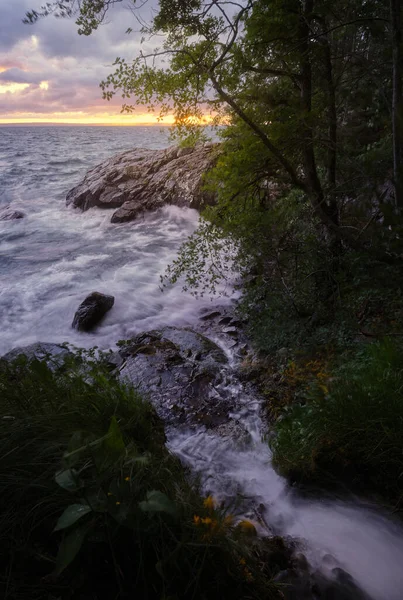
[{"left": 0, "top": 0, "right": 174, "bottom": 125}]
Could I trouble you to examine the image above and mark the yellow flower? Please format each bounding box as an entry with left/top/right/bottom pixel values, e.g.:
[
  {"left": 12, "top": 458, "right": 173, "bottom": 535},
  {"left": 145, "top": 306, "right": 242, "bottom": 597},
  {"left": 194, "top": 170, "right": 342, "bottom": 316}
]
[
  {"left": 223, "top": 515, "right": 234, "bottom": 527},
  {"left": 193, "top": 515, "right": 201, "bottom": 525},
  {"left": 237, "top": 520, "right": 257, "bottom": 536},
  {"left": 201, "top": 517, "right": 213, "bottom": 526},
  {"left": 239, "top": 558, "right": 246, "bottom": 566},
  {"left": 107, "top": 492, "right": 113, "bottom": 497},
  {"left": 203, "top": 495, "right": 216, "bottom": 511},
  {"left": 124, "top": 476, "right": 130, "bottom": 482},
  {"left": 116, "top": 501, "right": 121, "bottom": 506}
]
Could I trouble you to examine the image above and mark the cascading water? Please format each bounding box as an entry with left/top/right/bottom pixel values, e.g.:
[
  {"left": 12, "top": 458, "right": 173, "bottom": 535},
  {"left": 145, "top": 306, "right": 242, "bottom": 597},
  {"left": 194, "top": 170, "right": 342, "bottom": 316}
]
[
  {"left": 168, "top": 342, "right": 403, "bottom": 600},
  {"left": 1, "top": 126, "right": 403, "bottom": 600}
]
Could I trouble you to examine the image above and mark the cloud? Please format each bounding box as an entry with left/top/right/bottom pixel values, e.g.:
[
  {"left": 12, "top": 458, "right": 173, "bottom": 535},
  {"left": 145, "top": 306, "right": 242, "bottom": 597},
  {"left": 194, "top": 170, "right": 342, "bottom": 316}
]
[
  {"left": 0, "top": 0, "right": 164, "bottom": 123},
  {"left": 0, "top": 67, "right": 43, "bottom": 84}
]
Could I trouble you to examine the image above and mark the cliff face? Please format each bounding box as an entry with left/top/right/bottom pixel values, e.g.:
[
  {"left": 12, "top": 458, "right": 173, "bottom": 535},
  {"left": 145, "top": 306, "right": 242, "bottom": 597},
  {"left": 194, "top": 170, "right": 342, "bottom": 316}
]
[{"left": 66, "top": 143, "right": 220, "bottom": 223}]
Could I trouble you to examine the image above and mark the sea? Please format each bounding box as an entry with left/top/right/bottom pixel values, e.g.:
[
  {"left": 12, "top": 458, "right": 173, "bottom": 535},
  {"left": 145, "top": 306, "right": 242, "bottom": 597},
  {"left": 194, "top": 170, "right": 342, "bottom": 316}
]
[{"left": 0, "top": 125, "right": 229, "bottom": 355}]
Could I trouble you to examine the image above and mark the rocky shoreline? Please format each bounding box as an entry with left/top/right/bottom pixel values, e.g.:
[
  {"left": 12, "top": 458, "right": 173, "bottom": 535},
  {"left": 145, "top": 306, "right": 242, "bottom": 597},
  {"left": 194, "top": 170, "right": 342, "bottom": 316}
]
[
  {"left": 66, "top": 143, "right": 220, "bottom": 223},
  {"left": 0, "top": 144, "right": 389, "bottom": 600}
]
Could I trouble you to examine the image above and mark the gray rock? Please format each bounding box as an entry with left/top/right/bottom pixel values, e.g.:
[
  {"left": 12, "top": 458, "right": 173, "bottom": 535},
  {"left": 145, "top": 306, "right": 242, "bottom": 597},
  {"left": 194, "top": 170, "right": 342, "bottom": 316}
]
[
  {"left": 72, "top": 291, "right": 115, "bottom": 331},
  {"left": 1, "top": 342, "right": 72, "bottom": 371},
  {"left": 200, "top": 310, "right": 222, "bottom": 321},
  {"left": 222, "top": 326, "right": 238, "bottom": 336},
  {"left": 66, "top": 144, "right": 220, "bottom": 223},
  {"left": 117, "top": 327, "right": 231, "bottom": 426},
  {"left": 0, "top": 208, "right": 25, "bottom": 221}
]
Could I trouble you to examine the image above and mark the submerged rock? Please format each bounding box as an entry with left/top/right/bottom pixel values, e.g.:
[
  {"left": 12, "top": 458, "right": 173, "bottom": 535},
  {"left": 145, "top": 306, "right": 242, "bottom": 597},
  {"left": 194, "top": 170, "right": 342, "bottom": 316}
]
[
  {"left": 117, "top": 326, "right": 231, "bottom": 427},
  {"left": 0, "top": 208, "right": 25, "bottom": 221},
  {"left": 66, "top": 143, "right": 219, "bottom": 223},
  {"left": 72, "top": 291, "right": 115, "bottom": 331},
  {"left": 1, "top": 342, "right": 72, "bottom": 370}
]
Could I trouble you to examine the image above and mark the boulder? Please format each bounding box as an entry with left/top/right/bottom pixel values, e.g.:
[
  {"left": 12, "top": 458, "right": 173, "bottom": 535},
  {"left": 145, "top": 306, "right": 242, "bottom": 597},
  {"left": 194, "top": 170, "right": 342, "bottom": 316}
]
[
  {"left": 66, "top": 143, "right": 220, "bottom": 223},
  {"left": 1, "top": 342, "right": 72, "bottom": 371},
  {"left": 0, "top": 208, "right": 25, "bottom": 221},
  {"left": 72, "top": 292, "right": 115, "bottom": 331},
  {"left": 116, "top": 327, "right": 232, "bottom": 427}
]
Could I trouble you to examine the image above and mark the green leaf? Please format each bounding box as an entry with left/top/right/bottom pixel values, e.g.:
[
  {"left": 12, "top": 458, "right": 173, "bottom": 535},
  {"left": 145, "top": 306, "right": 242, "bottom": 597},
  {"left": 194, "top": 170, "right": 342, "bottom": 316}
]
[
  {"left": 139, "top": 490, "right": 177, "bottom": 518},
  {"left": 94, "top": 416, "right": 126, "bottom": 471},
  {"left": 55, "top": 468, "right": 80, "bottom": 492},
  {"left": 54, "top": 503, "right": 92, "bottom": 532},
  {"left": 53, "top": 525, "right": 88, "bottom": 576},
  {"left": 105, "top": 416, "right": 125, "bottom": 456}
]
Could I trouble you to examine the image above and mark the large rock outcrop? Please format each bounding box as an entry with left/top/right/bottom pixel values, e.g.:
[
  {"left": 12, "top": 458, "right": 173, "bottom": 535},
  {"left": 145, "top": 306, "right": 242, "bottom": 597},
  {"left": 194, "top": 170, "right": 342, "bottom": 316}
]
[
  {"left": 66, "top": 143, "right": 220, "bottom": 223},
  {"left": 116, "top": 327, "right": 232, "bottom": 427}
]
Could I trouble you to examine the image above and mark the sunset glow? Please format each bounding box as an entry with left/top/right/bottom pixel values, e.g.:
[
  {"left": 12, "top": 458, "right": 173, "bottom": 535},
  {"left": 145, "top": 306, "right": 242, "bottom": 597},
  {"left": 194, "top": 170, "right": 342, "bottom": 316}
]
[
  {"left": 0, "top": 112, "right": 177, "bottom": 126},
  {"left": 0, "top": 3, "right": 178, "bottom": 126},
  {"left": 0, "top": 82, "right": 30, "bottom": 94},
  {"left": 0, "top": 3, "right": 215, "bottom": 127}
]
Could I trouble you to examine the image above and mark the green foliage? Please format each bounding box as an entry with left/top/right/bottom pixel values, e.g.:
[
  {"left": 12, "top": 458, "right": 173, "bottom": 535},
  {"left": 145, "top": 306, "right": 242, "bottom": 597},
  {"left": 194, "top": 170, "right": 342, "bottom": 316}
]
[
  {"left": 0, "top": 353, "right": 282, "bottom": 600},
  {"left": 270, "top": 340, "right": 403, "bottom": 504}
]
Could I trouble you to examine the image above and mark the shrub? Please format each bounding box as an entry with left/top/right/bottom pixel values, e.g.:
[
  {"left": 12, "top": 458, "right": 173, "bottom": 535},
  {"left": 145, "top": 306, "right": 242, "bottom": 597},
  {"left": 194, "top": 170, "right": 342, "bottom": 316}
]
[
  {"left": 270, "top": 340, "right": 403, "bottom": 504},
  {"left": 0, "top": 353, "right": 282, "bottom": 600}
]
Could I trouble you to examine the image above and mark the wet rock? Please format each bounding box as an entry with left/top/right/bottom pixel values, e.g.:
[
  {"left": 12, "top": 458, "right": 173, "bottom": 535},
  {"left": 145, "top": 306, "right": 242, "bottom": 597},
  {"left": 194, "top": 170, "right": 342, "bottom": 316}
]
[
  {"left": 1, "top": 342, "right": 72, "bottom": 371},
  {"left": 214, "top": 420, "right": 252, "bottom": 447},
  {"left": 200, "top": 310, "right": 222, "bottom": 321},
  {"left": 66, "top": 144, "right": 220, "bottom": 223},
  {"left": 293, "top": 552, "right": 309, "bottom": 572},
  {"left": 310, "top": 567, "right": 369, "bottom": 600},
  {"left": 218, "top": 316, "right": 232, "bottom": 325},
  {"left": 104, "top": 351, "right": 124, "bottom": 370},
  {"left": 222, "top": 326, "right": 238, "bottom": 337},
  {"left": 117, "top": 327, "right": 231, "bottom": 427},
  {"left": 72, "top": 292, "right": 115, "bottom": 331},
  {"left": 0, "top": 208, "right": 25, "bottom": 221}
]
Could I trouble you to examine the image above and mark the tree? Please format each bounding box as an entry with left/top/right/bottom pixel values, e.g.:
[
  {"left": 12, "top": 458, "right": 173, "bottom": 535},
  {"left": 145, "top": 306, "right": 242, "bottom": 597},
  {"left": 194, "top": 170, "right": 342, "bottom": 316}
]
[
  {"left": 26, "top": 0, "right": 395, "bottom": 251},
  {"left": 390, "top": 0, "right": 403, "bottom": 207}
]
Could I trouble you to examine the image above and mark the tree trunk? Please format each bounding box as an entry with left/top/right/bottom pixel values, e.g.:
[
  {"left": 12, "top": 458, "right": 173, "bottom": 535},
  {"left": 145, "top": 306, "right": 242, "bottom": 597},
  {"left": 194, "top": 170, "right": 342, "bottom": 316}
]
[
  {"left": 390, "top": 0, "right": 403, "bottom": 208},
  {"left": 299, "top": 2, "right": 339, "bottom": 238}
]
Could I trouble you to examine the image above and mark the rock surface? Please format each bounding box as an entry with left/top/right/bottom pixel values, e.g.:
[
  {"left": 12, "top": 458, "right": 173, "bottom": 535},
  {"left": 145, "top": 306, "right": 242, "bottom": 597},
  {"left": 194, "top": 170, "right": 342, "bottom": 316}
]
[
  {"left": 66, "top": 143, "right": 220, "bottom": 223},
  {"left": 1, "top": 342, "right": 72, "bottom": 370},
  {"left": 72, "top": 291, "right": 115, "bottom": 331},
  {"left": 116, "top": 326, "right": 232, "bottom": 426},
  {"left": 0, "top": 207, "right": 25, "bottom": 221}
]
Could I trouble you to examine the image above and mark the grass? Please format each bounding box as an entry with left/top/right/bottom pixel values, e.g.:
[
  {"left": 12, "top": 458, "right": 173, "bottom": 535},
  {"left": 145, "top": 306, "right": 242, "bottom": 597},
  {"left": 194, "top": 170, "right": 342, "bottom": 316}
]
[
  {"left": 0, "top": 351, "right": 285, "bottom": 600},
  {"left": 270, "top": 340, "right": 403, "bottom": 506}
]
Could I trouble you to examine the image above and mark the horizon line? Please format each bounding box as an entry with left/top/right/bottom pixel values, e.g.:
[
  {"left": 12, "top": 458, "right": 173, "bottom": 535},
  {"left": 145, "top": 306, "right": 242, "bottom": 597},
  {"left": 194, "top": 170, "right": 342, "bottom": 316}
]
[{"left": 0, "top": 122, "right": 175, "bottom": 127}]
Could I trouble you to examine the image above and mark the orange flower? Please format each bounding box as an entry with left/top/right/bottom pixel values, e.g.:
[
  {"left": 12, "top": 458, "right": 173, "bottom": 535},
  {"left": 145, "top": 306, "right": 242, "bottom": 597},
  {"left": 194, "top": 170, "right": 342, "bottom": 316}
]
[
  {"left": 203, "top": 495, "right": 216, "bottom": 511},
  {"left": 193, "top": 515, "right": 201, "bottom": 525},
  {"left": 223, "top": 515, "right": 234, "bottom": 527}
]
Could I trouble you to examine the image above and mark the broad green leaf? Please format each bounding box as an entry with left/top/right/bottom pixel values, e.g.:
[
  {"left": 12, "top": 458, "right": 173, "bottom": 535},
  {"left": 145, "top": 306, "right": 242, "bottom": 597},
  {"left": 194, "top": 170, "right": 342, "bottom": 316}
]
[
  {"left": 55, "top": 468, "right": 80, "bottom": 492},
  {"left": 104, "top": 415, "right": 125, "bottom": 457},
  {"left": 54, "top": 503, "right": 92, "bottom": 532},
  {"left": 53, "top": 525, "right": 88, "bottom": 576},
  {"left": 139, "top": 490, "right": 177, "bottom": 518},
  {"left": 94, "top": 416, "right": 125, "bottom": 470}
]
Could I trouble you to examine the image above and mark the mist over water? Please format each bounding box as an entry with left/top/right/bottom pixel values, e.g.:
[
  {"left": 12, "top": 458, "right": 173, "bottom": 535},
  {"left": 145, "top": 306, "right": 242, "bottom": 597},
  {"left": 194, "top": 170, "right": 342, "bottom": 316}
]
[{"left": 1, "top": 126, "right": 403, "bottom": 600}]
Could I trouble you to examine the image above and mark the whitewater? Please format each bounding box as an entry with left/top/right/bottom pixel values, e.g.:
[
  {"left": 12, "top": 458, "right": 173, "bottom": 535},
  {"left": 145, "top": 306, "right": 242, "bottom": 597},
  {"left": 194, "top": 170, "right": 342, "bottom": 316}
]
[{"left": 1, "top": 125, "right": 403, "bottom": 600}]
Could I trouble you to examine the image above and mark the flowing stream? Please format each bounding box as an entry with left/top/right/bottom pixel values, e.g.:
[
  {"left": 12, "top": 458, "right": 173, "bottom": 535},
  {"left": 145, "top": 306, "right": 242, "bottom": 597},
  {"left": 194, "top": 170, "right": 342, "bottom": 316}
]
[{"left": 1, "top": 126, "right": 403, "bottom": 600}]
